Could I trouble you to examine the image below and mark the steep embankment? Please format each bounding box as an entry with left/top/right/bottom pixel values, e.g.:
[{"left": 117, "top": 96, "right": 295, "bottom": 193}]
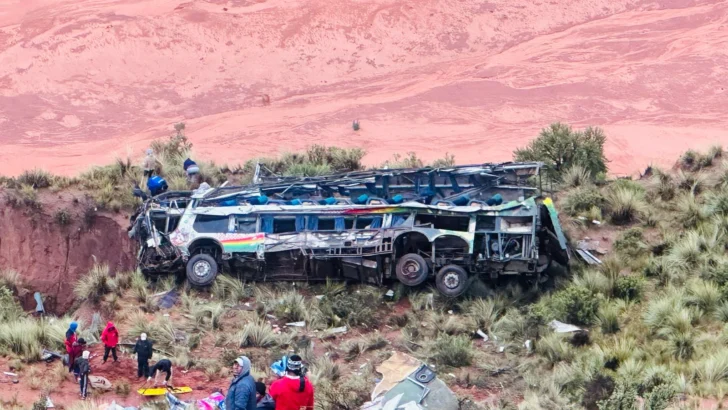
[
  {"left": 0, "top": 191, "right": 135, "bottom": 313},
  {"left": 0, "top": 0, "right": 726, "bottom": 176}
]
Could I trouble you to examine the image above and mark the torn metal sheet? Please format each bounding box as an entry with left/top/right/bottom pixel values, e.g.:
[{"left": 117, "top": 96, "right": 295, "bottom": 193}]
[
  {"left": 549, "top": 320, "right": 582, "bottom": 333},
  {"left": 362, "top": 352, "right": 458, "bottom": 410},
  {"left": 575, "top": 248, "right": 602, "bottom": 265}
]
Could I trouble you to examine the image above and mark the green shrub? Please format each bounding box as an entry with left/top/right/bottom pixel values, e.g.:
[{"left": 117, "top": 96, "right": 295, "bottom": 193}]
[
  {"left": 675, "top": 192, "right": 706, "bottom": 228},
  {"left": 606, "top": 186, "right": 646, "bottom": 225},
  {"left": 562, "top": 186, "right": 605, "bottom": 216},
  {"left": 0, "top": 286, "right": 24, "bottom": 322},
  {"left": 598, "top": 379, "right": 637, "bottom": 410},
  {"left": 514, "top": 123, "right": 608, "bottom": 181},
  {"left": 430, "top": 334, "right": 474, "bottom": 367},
  {"left": 613, "top": 275, "right": 645, "bottom": 301},
  {"left": 613, "top": 228, "right": 648, "bottom": 259},
  {"left": 550, "top": 284, "right": 600, "bottom": 326},
  {"left": 598, "top": 303, "right": 621, "bottom": 334},
  {"left": 73, "top": 264, "right": 111, "bottom": 304},
  {"left": 54, "top": 209, "right": 71, "bottom": 226},
  {"left": 562, "top": 165, "right": 592, "bottom": 188},
  {"left": 17, "top": 169, "right": 53, "bottom": 188}
]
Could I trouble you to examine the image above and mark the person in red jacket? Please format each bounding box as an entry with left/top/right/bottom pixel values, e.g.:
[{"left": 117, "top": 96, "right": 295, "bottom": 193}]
[
  {"left": 100, "top": 321, "right": 119, "bottom": 363},
  {"left": 268, "top": 355, "right": 314, "bottom": 410},
  {"left": 65, "top": 321, "right": 78, "bottom": 373}
]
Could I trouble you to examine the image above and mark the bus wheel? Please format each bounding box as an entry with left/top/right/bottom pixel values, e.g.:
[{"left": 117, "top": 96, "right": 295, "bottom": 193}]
[
  {"left": 186, "top": 254, "right": 218, "bottom": 287},
  {"left": 436, "top": 265, "right": 468, "bottom": 297},
  {"left": 395, "top": 253, "right": 429, "bottom": 286}
]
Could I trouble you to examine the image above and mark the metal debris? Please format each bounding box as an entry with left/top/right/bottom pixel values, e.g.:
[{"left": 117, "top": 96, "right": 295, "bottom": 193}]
[{"left": 549, "top": 320, "right": 582, "bottom": 333}]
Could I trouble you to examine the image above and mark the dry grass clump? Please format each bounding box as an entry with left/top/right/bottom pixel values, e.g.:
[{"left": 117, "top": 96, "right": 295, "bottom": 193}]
[
  {"left": 561, "top": 165, "right": 592, "bottom": 188},
  {"left": 605, "top": 186, "right": 646, "bottom": 225},
  {"left": 73, "top": 264, "right": 112, "bottom": 304}
]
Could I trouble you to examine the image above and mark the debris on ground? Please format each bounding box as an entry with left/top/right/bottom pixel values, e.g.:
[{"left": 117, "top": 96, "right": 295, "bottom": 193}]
[
  {"left": 34, "top": 292, "right": 45, "bottom": 315},
  {"left": 158, "top": 289, "right": 180, "bottom": 309},
  {"left": 89, "top": 375, "right": 113, "bottom": 390},
  {"left": 361, "top": 351, "right": 458, "bottom": 410},
  {"left": 549, "top": 320, "right": 582, "bottom": 333},
  {"left": 575, "top": 239, "right": 604, "bottom": 265}
]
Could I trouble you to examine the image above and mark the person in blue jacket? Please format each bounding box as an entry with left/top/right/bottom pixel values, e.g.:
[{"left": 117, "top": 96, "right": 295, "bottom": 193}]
[
  {"left": 147, "top": 175, "right": 168, "bottom": 197},
  {"left": 225, "top": 356, "right": 257, "bottom": 410}
]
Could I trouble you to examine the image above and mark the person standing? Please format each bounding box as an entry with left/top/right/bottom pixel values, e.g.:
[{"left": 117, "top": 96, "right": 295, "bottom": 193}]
[
  {"left": 143, "top": 149, "right": 158, "bottom": 178},
  {"left": 76, "top": 350, "right": 91, "bottom": 400},
  {"left": 65, "top": 322, "right": 78, "bottom": 374},
  {"left": 225, "top": 356, "right": 257, "bottom": 410},
  {"left": 133, "top": 333, "right": 153, "bottom": 378},
  {"left": 148, "top": 358, "right": 174, "bottom": 386},
  {"left": 70, "top": 338, "right": 87, "bottom": 382},
  {"left": 100, "top": 321, "right": 119, "bottom": 364},
  {"left": 268, "top": 355, "right": 314, "bottom": 410}
]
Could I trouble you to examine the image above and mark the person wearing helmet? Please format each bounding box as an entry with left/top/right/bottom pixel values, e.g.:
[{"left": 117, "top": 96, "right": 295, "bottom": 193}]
[{"left": 268, "top": 355, "right": 314, "bottom": 410}]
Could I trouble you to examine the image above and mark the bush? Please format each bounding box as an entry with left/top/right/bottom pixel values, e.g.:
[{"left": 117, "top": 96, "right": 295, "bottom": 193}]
[
  {"left": 606, "top": 186, "right": 646, "bottom": 225},
  {"left": 550, "top": 284, "right": 600, "bottom": 326},
  {"left": 598, "top": 379, "right": 637, "bottom": 410},
  {"left": 675, "top": 192, "right": 706, "bottom": 228},
  {"left": 582, "top": 374, "right": 616, "bottom": 410},
  {"left": 536, "top": 332, "right": 573, "bottom": 364},
  {"left": 54, "top": 209, "right": 71, "bottom": 226},
  {"left": 562, "top": 165, "right": 592, "bottom": 188},
  {"left": 73, "top": 264, "right": 111, "bottom": 304},
  {"left": 562, "top": 186, "right": 605, "bottom": 216},
  {"left": 17, "top": 169, "right": 53, "bottom": 188},
  {"left": 514, "top": 123, "right": 608, "bottom": 181},
  {"left": 430, "top": 334, "right": 474, "bottom": 367},
  {"left": 598, "top": 303, "right": 621, "bottom": 334},
  {"left": 613, "top": 228, "right": 648, "bottom": 259},
  {"left": 613, "top": 275, "right": 645, "bottom": 301},
  {"left": 0, "top": 286, "right": 24, "bottom": 322}
]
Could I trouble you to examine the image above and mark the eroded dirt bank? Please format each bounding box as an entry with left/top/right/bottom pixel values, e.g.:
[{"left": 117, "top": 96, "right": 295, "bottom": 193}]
[{"left": 0, "top": 193, "right": 135, "bottom": 313}]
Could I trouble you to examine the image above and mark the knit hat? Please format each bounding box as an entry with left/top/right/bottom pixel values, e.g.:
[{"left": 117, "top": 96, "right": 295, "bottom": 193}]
[{"left": 287, "top": 355, "right": 302, "bottom": 372}]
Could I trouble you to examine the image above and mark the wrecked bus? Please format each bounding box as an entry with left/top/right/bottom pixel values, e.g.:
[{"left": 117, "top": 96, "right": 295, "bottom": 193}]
[{"left": 129, "top": 162, "right": 569, "bottom": 297}]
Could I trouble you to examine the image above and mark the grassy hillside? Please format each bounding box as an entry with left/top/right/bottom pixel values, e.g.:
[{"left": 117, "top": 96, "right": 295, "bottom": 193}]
[{"left": 2, "top": 125, "right": 727, "bottom": 409}]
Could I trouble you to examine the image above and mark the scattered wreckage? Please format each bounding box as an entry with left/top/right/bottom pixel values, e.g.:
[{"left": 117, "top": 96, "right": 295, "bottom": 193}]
[{"left": 128, "top": 162, "right": 570, "bottom": 297}]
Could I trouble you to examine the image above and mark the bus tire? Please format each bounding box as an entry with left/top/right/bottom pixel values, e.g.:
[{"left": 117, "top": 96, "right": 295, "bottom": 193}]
[
  {"left": 395, "top": 253, "right": 429, "bottom": 286},
  {"left": 186, "top": 254, "right": 218, "bottom": 287},
  {"left": 435, "top": 265, "right": 469, "bottom": 298}
]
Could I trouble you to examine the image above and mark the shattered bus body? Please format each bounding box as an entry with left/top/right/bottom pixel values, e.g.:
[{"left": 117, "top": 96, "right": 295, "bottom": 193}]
[{"left": 128, "top": 162, "right": 569, "bottom": 297}]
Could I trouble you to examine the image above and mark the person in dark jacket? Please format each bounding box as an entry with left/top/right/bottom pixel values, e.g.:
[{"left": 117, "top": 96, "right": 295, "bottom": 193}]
[
  {"left": 269, "top": 355, "right": 314, "bottom": 410},
  {"left": 76, "top": 350, "right": 91, "bottom": 400},
  {"left": 65, "top": 321, "right": 78, "bottom": 373},
  {"left": 133, "top": 333, "right": 153, "bottom": 378},
  {"left": 100, "top": 321, "right": 119, "bottom": 363},
  {"left": 225, "top": 355, "right": 257, "bottom": 410},
  {"left": 148, "top": 358, "right": 173, "bottom": 386},
  {"left": 255, "top": 381, "right": 275, "bottom": 410},
  {"left": 70, "top": 338, "right": 86, "bottom": 381}
]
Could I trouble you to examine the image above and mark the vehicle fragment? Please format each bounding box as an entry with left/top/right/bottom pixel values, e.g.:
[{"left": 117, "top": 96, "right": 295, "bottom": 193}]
[
  {"left": 549, "top": 320, "right": 582, "bottom": 333},
  {"left": 361, "top": 351, "right": 458, "bottom": 410}
]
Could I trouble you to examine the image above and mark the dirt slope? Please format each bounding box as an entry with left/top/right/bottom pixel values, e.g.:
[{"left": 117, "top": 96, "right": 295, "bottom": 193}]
[
  {"left": 0, "top": 190, "right": 134, "bottom": 313},
  {"left": 0, "top": 0, "right": 726, "bottom": 176}
]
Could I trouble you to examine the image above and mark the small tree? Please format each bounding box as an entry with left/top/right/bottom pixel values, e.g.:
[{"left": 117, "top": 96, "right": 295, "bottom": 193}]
[{"left": 514, "top": 122, "right": 608, "bottom": 183}]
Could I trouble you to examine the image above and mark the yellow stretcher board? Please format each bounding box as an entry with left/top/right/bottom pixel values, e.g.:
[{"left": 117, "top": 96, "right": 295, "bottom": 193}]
[{"left": 137, "top": 386, "right": 193, "bottom": 396}]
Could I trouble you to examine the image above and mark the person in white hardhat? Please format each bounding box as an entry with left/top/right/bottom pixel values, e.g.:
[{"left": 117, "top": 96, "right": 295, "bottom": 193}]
[{"left": 133, "top": 333, "right": 154, "bottom": 378}]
